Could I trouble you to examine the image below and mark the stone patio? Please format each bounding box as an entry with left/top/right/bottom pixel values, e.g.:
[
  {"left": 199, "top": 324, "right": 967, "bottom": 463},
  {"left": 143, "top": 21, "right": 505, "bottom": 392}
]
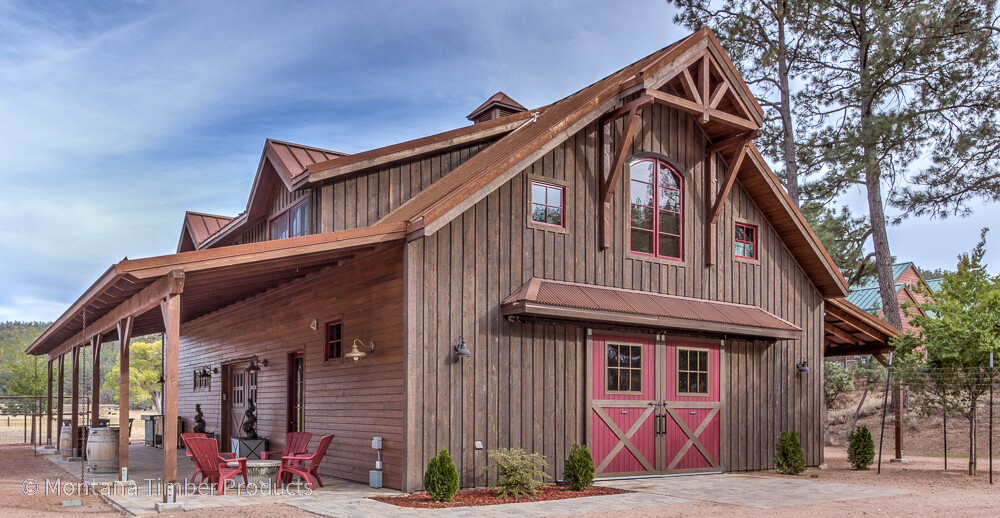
[{"left": 42, "top": 446, "right": 910, "bottom": 516}]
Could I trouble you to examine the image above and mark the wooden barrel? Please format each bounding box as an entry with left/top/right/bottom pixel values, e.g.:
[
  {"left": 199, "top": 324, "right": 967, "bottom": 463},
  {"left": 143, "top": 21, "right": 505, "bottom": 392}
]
[
  {"left": 59, "top": 426, "right": 73, "bottom": 457},
  {"left": 86, "top": 427, "right": 119, "bottom": 473}
]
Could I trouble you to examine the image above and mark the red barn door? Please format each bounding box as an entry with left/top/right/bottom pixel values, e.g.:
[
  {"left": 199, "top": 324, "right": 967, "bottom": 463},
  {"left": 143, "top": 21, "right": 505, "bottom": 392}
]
[
  {"left": 591, "top": 335, "right": 721, "bottom": 477},
  {"left": 590, "top": 334, "right": 657, "bottom": 476}
]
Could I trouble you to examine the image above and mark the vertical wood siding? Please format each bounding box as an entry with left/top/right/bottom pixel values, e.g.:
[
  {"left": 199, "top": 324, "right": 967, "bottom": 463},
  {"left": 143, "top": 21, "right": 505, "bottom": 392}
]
[
  {"left": 178, "top": 245, "right": 405, "bottom": 488},
  {"left": 403, "top": 102, "right": 824, "bottom": 489}
]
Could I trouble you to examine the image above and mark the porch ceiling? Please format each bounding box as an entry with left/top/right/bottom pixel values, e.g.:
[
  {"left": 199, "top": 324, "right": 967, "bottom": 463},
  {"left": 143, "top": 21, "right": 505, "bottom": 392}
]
[
  {"left": 823, "top": 297, "right": 900, "bottom": 357},
  {"left": 27, "top": 224, "right": 406, "bottom": 358}
]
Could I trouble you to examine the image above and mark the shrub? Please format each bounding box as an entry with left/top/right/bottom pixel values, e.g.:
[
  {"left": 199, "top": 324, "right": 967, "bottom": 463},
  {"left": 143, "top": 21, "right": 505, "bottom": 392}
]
[
  {"left": 482, "top": 448, "right": 550, "bottom": 499},
  {"left": 824, "top": 361, "right": 855, "bottom": 406},
  {"left": 847, "top": 425, "right": 875, "bottom": 470},
  {"left": 563, "top": 442, "right": 595, "bottom": 491},
  {"left": 774, "top": 430, "right": 806, "bottom": 475},
  {"left": 423, "top": 449, "right": 459, "bottom": 502}
]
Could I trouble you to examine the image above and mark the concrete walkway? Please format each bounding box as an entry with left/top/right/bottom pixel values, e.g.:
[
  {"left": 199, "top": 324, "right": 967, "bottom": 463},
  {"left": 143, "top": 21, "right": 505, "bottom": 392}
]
[{"left": 42, "top": 447, "right": 909, "bottom": 516}]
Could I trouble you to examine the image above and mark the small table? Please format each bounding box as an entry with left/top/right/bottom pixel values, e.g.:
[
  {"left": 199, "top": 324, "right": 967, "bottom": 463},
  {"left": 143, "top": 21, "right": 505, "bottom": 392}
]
[{"left": 230, "top": 459, "right": 281, "bottom": 486}]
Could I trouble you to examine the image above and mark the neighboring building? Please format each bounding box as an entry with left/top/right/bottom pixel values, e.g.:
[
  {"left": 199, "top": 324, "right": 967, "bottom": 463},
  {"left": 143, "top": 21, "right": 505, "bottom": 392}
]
[
  {"left": 846, "top": 262, "right": 936, "bottom": 335},
  {"left": 27, "top": 28, "right": 895, "bottom": 491}
]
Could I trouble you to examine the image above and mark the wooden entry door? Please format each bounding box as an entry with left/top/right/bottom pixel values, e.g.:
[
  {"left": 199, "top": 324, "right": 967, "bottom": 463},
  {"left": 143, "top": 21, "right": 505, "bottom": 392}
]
[
  {"left": 222, "top": 362, "right": 251, "bottom": 443},
  {"left": 590, "top": 335, "right": 722, "bottom": 477},
  {"left": 662, "top": 340, "right": 721, "bottom": 471},
  {"left": 287, "top": 351, "right": 304, "bottom": 432},
  {"left": 590, "top": 334, "right": 657, "bottom": 475}
]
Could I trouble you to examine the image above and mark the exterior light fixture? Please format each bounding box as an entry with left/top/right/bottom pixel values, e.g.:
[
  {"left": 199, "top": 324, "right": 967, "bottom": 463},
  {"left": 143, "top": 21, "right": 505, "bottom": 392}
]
[
  {"left": 244, "top": 357, "right": 267, "bottom": 374},
  {"left": 454, "top": 336, "right": 471, "bottom": 359},
  {"left": 345, "top": 339, "right": 376, "bottom": 363},
  {"left": 796, "top": 357, "right": 810, "bottom": 374}
]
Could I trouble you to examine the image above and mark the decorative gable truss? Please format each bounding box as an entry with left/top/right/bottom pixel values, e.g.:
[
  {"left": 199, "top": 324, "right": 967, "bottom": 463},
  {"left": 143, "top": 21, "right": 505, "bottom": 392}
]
[{"left": 598, "top": 46, "right": 762, "bottom": 264}]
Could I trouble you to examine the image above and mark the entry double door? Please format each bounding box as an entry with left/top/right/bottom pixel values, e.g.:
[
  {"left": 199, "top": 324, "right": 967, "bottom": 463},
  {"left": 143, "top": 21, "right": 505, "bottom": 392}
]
[{"left": 590, "top": 333, "right": 721, "bottom": 476}]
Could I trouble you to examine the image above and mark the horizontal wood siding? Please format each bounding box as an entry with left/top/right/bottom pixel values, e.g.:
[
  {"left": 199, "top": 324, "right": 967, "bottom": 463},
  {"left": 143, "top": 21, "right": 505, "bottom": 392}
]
[
  {"left": 404, "top": 102, "right": 823, "bottom": 489},
  {"left": 178, "top": 245, "right": 406, "bottom": 488}
]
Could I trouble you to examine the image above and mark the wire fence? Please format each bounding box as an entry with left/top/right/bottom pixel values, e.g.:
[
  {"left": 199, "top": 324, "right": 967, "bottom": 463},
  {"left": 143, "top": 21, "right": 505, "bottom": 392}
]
[{"left": 0, "top": 395, "right": 92, "bottom": 445}]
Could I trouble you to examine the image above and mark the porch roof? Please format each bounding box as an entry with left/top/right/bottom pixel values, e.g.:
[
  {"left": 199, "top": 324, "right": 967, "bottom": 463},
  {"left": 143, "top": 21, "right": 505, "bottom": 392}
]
[
  {"left": 823, "top": 297, "right": 900, "bottom": 357},
  {"left": 501, "top": 278, "right": 802, "bottom": 340},
  {"left": 26, "top": 223, "right": 406, "bottom": 359}
]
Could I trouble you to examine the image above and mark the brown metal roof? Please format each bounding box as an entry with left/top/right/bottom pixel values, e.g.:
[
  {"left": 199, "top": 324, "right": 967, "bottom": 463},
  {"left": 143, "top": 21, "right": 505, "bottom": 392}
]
[
  {"left": 265, "top": 139, "right": 345, "bottom": 185},
  {"left": 180, "top": 211, "right": 234, "bottom": 250},
  {"left": 502, "top": 278, "right": 802, "bottom": 340},
  {"left": 26, "top": 223, "right": 406, "bottom": 358},
  {"left": 824, "top": 297, "right": 900, "bottom": 357},
  {"left": 467, "top": 91, "right": 527, "bottom": 120}
]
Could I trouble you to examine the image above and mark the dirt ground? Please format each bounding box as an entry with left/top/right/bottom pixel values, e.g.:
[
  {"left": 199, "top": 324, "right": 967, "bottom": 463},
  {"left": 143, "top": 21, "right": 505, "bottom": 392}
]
[{"left": 0, "top": 445, "right": 315, "bottom": 518}]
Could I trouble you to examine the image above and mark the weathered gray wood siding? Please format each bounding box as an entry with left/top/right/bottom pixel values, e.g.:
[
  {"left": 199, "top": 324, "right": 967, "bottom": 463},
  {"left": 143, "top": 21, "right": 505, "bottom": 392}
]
[{"left": 402, "top": 102, "right": 824, "bottom": 490}]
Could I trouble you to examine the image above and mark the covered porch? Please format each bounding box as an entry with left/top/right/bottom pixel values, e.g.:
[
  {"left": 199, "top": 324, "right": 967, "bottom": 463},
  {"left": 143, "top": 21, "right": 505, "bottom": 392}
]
[{"left": 25, "top": 224, "right": 406, "bottom": 501}]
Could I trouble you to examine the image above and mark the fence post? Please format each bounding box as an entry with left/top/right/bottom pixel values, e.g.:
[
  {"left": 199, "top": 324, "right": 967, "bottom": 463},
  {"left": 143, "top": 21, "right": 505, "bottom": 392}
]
[
  {"left": 878, "top": 353, "right": 893, "bottom": 474},
  {"left": 990, "top": 352, "right": 993, "bottom": 485}
]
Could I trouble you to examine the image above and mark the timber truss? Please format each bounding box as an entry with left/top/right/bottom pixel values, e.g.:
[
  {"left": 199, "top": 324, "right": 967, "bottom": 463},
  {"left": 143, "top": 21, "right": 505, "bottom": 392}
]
[{"left": 598, "top": 49, "right": 762, "bottom": 264}]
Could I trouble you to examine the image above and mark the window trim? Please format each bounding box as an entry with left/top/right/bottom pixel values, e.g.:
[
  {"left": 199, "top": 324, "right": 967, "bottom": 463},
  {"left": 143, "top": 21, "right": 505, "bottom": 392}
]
[
  {"left": 269, "top": 198, "right": 309, "bottom": 240},
  {"left": 527, "top": 178, "right": 568, "bottom": 232},
  {"left": 735, "top": 221, "right": 758, "bottom": 261},
  {"left": 676, "top": 347, "right": 710, "bottom": 396},
  {"left": 324, "top": 320, "right": 343, "bottom": 362},
  {"left": 604, "top": 341, "right": 645, "bottom": 395},
  {"left": 627, "top": 158, "right": 684, "bottom": 262}
]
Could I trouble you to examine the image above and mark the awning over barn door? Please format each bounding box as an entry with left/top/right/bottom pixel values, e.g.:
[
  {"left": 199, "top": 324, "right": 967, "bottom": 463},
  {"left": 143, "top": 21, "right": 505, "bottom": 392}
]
[{"left": 501, "top": 278, "right": 802, "bottom": 340}]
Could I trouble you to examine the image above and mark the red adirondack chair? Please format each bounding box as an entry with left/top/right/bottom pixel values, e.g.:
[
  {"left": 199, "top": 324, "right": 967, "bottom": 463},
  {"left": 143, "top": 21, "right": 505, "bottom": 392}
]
[
  {"left": 262, "top": 431, "right": 312, "bottom": 483},
  {"left": 182, "top": 432, "right": 234, "bottom": 484},
  {"left": 276, "top": 434, "right": 333, "bottom": 489},
  {"left": 184, "top": 436, "right": 247, "bottom": 495}
]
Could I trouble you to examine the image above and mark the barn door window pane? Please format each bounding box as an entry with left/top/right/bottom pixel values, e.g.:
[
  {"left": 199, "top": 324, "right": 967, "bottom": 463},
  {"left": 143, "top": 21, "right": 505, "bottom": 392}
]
[
  {"left": 677, "top": 348, "right": 709, "bottom": 395},
  {"left": 606, "top": 343, "right": 642, "bottom": 393}
]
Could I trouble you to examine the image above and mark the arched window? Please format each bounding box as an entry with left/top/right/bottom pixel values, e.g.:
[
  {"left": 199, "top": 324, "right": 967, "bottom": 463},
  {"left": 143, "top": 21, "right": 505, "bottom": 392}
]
[{"left": 629, "top": 158, "right": 682, "bottom": 260}]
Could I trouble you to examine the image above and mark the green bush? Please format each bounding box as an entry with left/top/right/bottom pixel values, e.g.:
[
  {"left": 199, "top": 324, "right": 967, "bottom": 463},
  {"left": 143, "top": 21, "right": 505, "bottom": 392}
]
[
  {"left": 423, "top": 449, "right": 459, "bottom": 502},
  {"left": 847, "top": 425, "right": 875, "bottom": 470},
  {"left": 774, "top": 430, "right": 806, "bottom": 475},
  {"left": 482, "top": 448, "right": 550, "bottom": 499},
  {"left": 563, "top": 442, "right": 595, "bottom": 491},
  {"left": 824, "top": 361, "right": 855, "bottom": 406}
]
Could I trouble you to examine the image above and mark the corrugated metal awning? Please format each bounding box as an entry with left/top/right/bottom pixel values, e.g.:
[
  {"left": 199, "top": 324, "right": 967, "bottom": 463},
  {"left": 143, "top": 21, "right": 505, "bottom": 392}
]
[{"left": 501, "top": 278, "right": 802, "bottom": 340}]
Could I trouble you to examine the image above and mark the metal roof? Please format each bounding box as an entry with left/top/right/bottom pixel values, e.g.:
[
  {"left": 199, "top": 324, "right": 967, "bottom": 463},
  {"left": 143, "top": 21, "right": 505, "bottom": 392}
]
[
  {"left": 502, "top": 278, "right": 802, "bottom": 340},
  {"left": 855, "top": 262, "right": 913, "bottom": 290},
  {"left": 924, "top": 277, "right": 943, "bottom": 293},
  {"left": 466, "top": 92, "right": 527, "bottom": 120},
  {"left": 182, "top": 212, "right": 234, "bottom": 248},
  {"left": 845, "top": 284, "right": 904, "bottom": 314},
  {"left": 824, "top": 297, "right": 900, "bottom": 356}
]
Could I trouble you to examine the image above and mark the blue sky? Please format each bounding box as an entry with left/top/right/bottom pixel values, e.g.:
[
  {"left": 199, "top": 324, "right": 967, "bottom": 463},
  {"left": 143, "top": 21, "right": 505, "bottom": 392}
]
[{"left": 0, "top": 0, "right": 997, "bottom": 322}]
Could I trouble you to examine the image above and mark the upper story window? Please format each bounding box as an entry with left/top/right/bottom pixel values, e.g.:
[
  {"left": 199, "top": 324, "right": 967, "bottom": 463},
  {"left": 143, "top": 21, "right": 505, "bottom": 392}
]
[
  {"left": 530, "top": 181, "right": 564, "bottom": 227},
  {"left": 629, "top": 159, "right": 682, "bottom": 260},
  {"left": 270, "top": 199, "right": 308, "bottom": 240},
  {"left": 735, "top": 222, "right": 757, "bottom": 260}
]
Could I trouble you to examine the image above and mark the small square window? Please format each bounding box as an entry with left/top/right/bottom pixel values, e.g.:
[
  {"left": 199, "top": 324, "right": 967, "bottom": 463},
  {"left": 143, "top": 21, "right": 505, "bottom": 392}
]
[
  {"left": 325, "top": 321, "right": 342, "bottom": 361},
  {"left": 677, "top": 348, "right": 710, "bottom": 395},
  {"left": 735, "top": 222, "right": 757, "bottom": 260},
  {"left": 606, "top": 343, "right": 642, "bottom": 393},
  {"left": 529, "top": 181, "right": 565, "bottom": 228}
]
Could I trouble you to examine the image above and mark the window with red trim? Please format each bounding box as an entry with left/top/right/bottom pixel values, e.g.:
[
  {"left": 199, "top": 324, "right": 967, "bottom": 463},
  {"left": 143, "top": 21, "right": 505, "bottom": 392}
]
[
  {"left": 735, "top": 222, "right": 757, "bottom": 259},
  {"left": 325, "top": 321, "right": 342, "bottom": 360},
  {"left": 530, "top": 181, "right": 564, "bottom": 227},
  {"left": 270, "top": 199, "right": 309, "bottom": 240},
  {"left": 629, "top": 159, "right": 682, "bottom": 259}
]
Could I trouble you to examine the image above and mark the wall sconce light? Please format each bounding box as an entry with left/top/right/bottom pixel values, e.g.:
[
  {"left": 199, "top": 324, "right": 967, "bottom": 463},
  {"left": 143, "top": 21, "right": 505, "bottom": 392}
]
[
  {"left": 194, "top": 367, "right": 217, "bottom": 380},
  {"left": 454, "top": 336, "right": 471, "bottom": 359},
  {"left": 345, "top": 339, "right": 376, "bottom": 363},
  {"left": 796, "top": 357, "right": 810, "bottom": 374},
  {"left": 245, "top": 357, "right": 268, "bottom": 374}
]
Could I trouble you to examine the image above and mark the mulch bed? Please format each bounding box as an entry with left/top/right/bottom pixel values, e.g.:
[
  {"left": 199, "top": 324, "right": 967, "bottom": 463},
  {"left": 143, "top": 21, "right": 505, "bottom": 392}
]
[{"left": 372, "top": 484, "right": 629, "bottom": 508}]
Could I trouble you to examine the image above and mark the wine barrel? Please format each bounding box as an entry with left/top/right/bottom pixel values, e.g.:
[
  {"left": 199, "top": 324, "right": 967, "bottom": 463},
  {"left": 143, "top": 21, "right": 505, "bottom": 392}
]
[
  {"left": 59, "top": 426, "right": 73, "bottom": 457},
  {"left": 86, "top": 427, "right": 119, "bottom": 474}
]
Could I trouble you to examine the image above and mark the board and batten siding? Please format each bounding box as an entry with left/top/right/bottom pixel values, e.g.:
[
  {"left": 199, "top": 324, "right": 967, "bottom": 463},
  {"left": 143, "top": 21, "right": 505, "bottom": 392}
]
[
  {"left": 403, "top": 101, "right": 824, "bottom": 490},
  {"left": 177, "top": 245, "right": 406, "bottom": 488}
]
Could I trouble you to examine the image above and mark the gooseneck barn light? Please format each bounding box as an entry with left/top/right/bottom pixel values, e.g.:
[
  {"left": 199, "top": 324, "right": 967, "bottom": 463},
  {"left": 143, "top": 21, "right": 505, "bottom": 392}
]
[
  {"left": 454, "top": 336, "right": 471, "bottom": 359},
  {"left": 345, "top": 339, "right": 376, "bottom": 363},
  {"left": 796, "top": 357, "right": 810, "bottom": 374}
]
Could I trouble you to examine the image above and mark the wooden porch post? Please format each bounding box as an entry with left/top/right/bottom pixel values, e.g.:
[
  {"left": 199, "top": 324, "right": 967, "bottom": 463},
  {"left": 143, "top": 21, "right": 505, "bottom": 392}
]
[
  {"left": 46, "top": 359, "right": 53, "bottom": 447},
  {"left": 161, "top": 294, "right": 181, "bottom": 490},
  {"left": 90, "top": 334, "right": 102, "bottom": 428},
  {"left": 894, "top": 385, "right": 904, "bottom": 460},
  {"left": 118, "top": 317, "right": 134, "bottom": 476},
  {"left": 70, "top": 345, "right": 80, "bottom": 458},
  {"left": 56, "top": 354, "right": 65, "bottom": 449}
]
